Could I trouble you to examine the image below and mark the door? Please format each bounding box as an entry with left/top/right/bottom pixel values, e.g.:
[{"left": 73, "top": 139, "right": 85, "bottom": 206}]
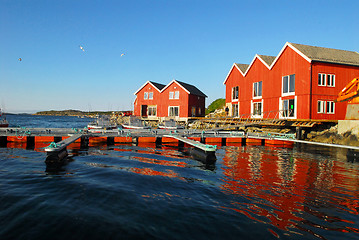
[{"left": 141, "top": 105, "right": 148, "bottom": 117}]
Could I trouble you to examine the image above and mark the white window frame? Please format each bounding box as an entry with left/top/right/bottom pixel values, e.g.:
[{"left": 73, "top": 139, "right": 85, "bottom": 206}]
[
  {"left": 317, "top": 100, "right": 335, "bottom": 114},
  {"left": 327, "top": 101, "right": 335, "bottom": 114},
  {"left": 232, "top": 86, "right": 239, "bottom": 101},
  {"left": 144, "top": 92, "right": 148, "bottom": 100},
  {"left": 318, "top": 73, "right": 335, "bottom": 87},
  {"left": 147, "top": 106, "right": 157, "bottom": 116},
  {"left": 169, "top": 91, "right": 174, "bottom": 99},
  {"left": 251, "top": 100, "right": 263, "bottom": 118},
  {"left": 327, "top": 74, "right": 335, "bottom": 87},
  {"left": 168, "top": 106, "right": 179, "bottom": 117},
  {"left": 318, "top": 73, "right": 326, "bottom": 86},
  {"left": 148, "top": 92, "right": 153, "bottom": 100},
  {"left": 174, "top": 91, "right": 179, "bottom": 99},
  {"left": 282, "top": 74, "right": 295, "bottom": 97},
  {"left": 317, "top": 100, "right": 326, "bottom": 113},
  {"left": 253, "top": 81, "right": 262, "bottom": 99},
  {"left": 279, "top": 97, "right": 297, "bottom": 119},
  {"left": 232, "top": 103, "right": 239, "bottom": 117}
]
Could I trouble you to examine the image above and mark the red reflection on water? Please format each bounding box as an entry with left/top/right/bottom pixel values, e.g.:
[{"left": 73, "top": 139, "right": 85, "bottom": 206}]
[
  {"left": 220, "top": 146, "right": 359, "bottom": 234},
  {"left": 132, "top": 156, "right": 187, "bottom": 168},
  {"left": 130, "top": 167, "right": 184, "bottom": 180}
]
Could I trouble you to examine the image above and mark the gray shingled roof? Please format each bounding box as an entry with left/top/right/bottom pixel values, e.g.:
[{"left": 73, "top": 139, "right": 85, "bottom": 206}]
[
  {"left": 290, "top": 43, "right": 359, "bottom": 66},
  {"left": 258, "top": 55, "right": 276, "bottom": 66},
  {"left": 149, "top": 81, "right": 166, "bottom": 91},
  {"left": 175, "top": 80, "right": 207, "bottom": 98},
  {"left": 235, "top": 63, "right": 250, "bottom": 73}
]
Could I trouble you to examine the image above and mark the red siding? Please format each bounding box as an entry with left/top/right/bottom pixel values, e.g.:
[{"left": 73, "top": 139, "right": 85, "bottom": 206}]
[
  {"left": 311, "top": 62, "right": 359, "bottom": 120},
  {"left": 134, "top": 81, "right": 206, "bottom": 118},
  {"left": 224, "top": 44, "right": 359, "bottom": 120}
]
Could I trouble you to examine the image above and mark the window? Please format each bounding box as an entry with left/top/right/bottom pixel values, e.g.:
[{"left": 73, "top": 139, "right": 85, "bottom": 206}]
[
  {"left": 318, "top": 73, "right": 335, "bottom": 87},
  {"left": 169, "top": 106, "right": 179, "bottom": 117},
  {"left": 317, "top": 100, "right": 326, "bottom": 113},
  {"left": 232, "top": 86, "right": 239, "bottom": 100},
  {"left": 169, "top": 92, "right": 174, "bottom": 99},
  {"left": 252, "top": 102, "right": 262, "bottom": 116},
  {"left": 318, "top": 74, "right": 326, "bottom": 86},
  {"left": 232, "top": 104, "right": 239, "bottom": 117},
  {"left": 317, "top": 100, "right": 335, "bottom": 114},
  {"left": 174, "top": 91, "right": 179, "bottom": 99},
  {"left": 253, "top": 81, "right": 262, "bottom": 98},
  {"left": 282, "top": 99, "right": 295, "bottom": 117},
  {"left": 144, "top": 92, "right": 148, "bottom": 99},
  {"left": 282, "top": 74, "right": 295, "bottom": 95},
  {"left": 327, "top": 75, "right": 335, "bottom": 87},
  {"left": 148, "top": 92, "right": 153, "bottom": 100},
  {"left": 191, "top": 107, "right": 196, "bottom": 117},
  {"left": 148, "top": 106, "right": 157, "bottom": 116},
  {"left": 327, "top": 101, "right": 335, "bottom": 114}
]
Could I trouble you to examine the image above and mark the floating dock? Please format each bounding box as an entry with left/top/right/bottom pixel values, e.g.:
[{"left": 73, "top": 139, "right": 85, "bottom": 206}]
[{"left": 1, "top": 127, "right": 359, "bottom": 163}]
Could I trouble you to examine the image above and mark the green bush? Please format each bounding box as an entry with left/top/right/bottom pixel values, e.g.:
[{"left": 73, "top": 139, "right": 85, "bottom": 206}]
[{"left": 206, "top": 98, "right": 225, "bottom": 115}]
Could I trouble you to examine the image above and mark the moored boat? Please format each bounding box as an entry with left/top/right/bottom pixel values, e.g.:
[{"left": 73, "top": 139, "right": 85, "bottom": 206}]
[
  {"left": 121, "top": 116, "right": 150, "bottom": 129},
  {"left": 0, "top": 109, "right": 9, "bottom": 128},
  {"left": 158, "top": 119, "right": 184, "bottom": 130},
  {"left": 87, "top": 115, "right": 117, "bottom": 131}
]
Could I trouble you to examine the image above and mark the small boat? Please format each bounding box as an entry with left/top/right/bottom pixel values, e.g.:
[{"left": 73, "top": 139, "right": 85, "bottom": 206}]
[
  {"left": 158, "top": 119, "right": 184, "bottom": 130},
  {"left": 121, "top": 116, "right": 150, "bottom": 129},
  {"left": 87, "top": 115, "right": 117, "bottom": 131},
  {"left": 0, "top": 109, "right": 9, "bottom": 128}
]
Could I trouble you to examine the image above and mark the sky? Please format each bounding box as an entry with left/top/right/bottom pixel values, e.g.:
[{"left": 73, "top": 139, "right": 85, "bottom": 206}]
[{"left": 1, "top": 0, "right": 358, "bottom": 113}]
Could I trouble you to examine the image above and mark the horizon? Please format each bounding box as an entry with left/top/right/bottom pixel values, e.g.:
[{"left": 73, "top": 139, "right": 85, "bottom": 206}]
[{"left": 1, "top": 0, "right": 358, "bottom": 113}]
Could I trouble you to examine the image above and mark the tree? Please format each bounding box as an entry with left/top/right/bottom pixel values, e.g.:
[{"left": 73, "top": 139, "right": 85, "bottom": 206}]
[{"left": 206, "top": 98, "right": 225, "bottom": 115}]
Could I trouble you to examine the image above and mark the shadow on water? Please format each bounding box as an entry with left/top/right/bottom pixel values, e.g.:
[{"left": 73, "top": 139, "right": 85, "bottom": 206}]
[{"left": 346, "top": 149, "right": 359, "bottom": 162}]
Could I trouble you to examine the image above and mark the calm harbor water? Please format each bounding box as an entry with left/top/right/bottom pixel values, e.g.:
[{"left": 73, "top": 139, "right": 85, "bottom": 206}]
[{"left": 1, "top": 115, "right": 359, "bottom": 239}]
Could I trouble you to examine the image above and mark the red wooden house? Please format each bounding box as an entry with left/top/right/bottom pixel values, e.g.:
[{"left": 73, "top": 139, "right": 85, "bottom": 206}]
[
  {"left": 224, "top": 42, "right": 359, "bottom": 120},
  {"left": 134, "top": 80, "right": 207, "bottom": 120}
]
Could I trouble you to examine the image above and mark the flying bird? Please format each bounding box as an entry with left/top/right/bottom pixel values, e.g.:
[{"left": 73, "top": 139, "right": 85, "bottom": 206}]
[
  {"left": 18, "top": 58, "right": 22, "bottom": 61},
  {"left": 79, "top": 45, "right": 85, "bottom": 52}
]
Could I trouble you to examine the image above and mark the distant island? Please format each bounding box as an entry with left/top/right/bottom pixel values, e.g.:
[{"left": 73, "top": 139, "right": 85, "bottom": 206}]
[{"left": 35, "top": 109, "right": 131, "bottom": 117}]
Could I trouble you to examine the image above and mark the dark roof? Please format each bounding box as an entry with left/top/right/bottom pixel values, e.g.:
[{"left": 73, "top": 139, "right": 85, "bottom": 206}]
[
  {"left": 175, "top": 80, "right": 207, "bottom": 98},
  {"left": 258, "top": 55, "right": 276, "bottom": 66},
  {"left": 149, "top": 81, "right": 166, "bottom": 91},
  {"left": 235, "top": 63, "right": 250, "bottom": 73},
  {"left": 290, "top": 42, "right": 359, "bottom": 66}
]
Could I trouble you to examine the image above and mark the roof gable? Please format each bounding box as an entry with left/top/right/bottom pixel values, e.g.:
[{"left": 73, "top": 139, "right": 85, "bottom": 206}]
[
  {"left": 257, "top": 55, "right": 276, "bottom": 67},
  {"left": 223, "top": 63, "right": 248, "bottom": 84},
  {"left": 224, "top": 42, "right": 359, "bottom": 86},
  {"left": 161, "top": 80, "right": 207, "bottom": 97},
  {"left": 289, "top": 42, "right": 359, "bottom": 66},
  {"left": 134, "top": 81, "right": 165, "bottom": 95}
]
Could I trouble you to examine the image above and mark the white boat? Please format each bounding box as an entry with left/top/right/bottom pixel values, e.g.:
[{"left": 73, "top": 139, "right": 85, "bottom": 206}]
[
  {"left": 121, "top": 116, "right": 150, "bottom": 129},
  {"left": 0, "top": 109, "right": 9, "bottom": 128},
  {"left": 87, "top": 115, "right": 117, "bottom": 131},
  {"left": 158, "top": 119, "right": 184, "bottom": 130}
]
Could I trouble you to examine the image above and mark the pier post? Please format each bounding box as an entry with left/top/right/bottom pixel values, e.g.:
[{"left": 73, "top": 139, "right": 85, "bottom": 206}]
[
  {"left": 296, "top": 127, "right": 303, "bottom": 140},
  {"left": 27, "top": 136, "right": 35, "bottom": 149},
  {"left": 0, "top": 136, "right": 7, "bottom": 147},
  {"left": 107, "top": 137, "right": 114, "bottom": 145},
  {"left": 80, "top": 136, "right": 89, "bottom": 148}
]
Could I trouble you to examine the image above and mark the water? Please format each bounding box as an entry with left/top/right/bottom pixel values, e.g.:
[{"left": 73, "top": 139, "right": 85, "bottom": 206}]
[{"left": 1, "top": 115, "right": 359, "bottom": 239}]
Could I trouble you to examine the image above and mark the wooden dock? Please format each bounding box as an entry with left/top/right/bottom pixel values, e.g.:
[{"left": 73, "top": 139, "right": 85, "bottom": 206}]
[
  {"left": 44, "top": 134, "right": 83, "bottom": 153},
  {"left": 163, "top": 134, "right": 217, "bottom": 163},
  {"left": 1, "top": 127, "right": 359, "bottom": 163}
]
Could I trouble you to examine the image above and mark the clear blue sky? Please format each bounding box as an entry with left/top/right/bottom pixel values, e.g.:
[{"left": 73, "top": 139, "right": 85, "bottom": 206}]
[{"left": 1, "top": 0, "right": 358, "bottom": 113}]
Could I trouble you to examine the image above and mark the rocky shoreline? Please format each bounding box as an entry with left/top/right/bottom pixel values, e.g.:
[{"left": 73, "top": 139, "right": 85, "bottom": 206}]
[{"left": 306, "top": 125, "right": 359, "bottom": 147}]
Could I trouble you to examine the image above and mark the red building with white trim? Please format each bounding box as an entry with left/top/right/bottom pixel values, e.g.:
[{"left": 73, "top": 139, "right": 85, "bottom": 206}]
[
  {"left": 134, "top": 80, "right": 207, "bottom": 120},
  {"left": 224, "top": 42, "right": 359, "bottom": 120}
]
